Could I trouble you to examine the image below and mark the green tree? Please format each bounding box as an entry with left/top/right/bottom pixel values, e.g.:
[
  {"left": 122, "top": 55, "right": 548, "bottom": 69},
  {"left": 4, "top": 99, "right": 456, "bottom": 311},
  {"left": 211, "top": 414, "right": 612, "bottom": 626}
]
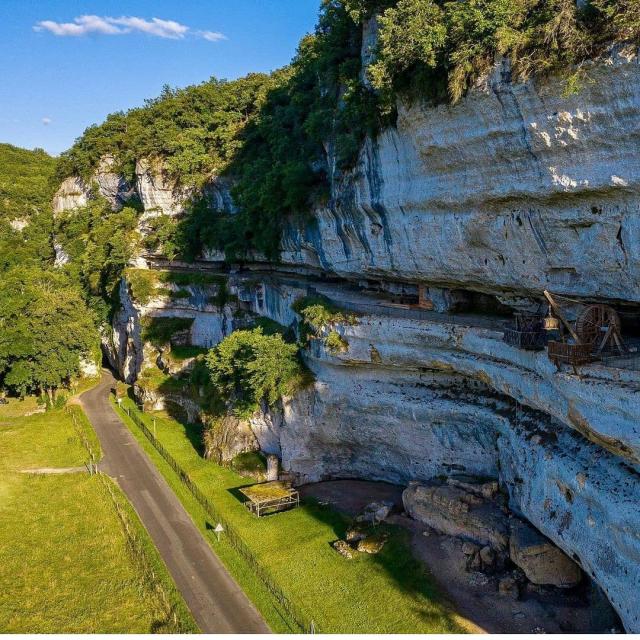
[
  {"left": 205, "top": 328, "right": 304, "bottom": 416},
  {"left": 0, "top": 268, "right": 99, "bottom": 398}
]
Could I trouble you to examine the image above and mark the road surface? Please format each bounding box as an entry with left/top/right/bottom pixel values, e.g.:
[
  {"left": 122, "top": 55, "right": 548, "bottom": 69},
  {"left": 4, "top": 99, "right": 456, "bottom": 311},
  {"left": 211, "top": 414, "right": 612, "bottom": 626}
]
[{"left": 80, "top": 371, "right": 270, "bottom": 634}]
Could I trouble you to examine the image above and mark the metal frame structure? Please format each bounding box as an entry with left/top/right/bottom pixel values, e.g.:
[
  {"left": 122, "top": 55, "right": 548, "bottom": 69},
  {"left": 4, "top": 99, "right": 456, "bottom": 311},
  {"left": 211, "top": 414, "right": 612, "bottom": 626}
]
[
  {"left": 239, "top": 481, "right": 300, "bottom": 517},
  {"left": 503, "top": 313, "right": 546, "bottom": 350}
]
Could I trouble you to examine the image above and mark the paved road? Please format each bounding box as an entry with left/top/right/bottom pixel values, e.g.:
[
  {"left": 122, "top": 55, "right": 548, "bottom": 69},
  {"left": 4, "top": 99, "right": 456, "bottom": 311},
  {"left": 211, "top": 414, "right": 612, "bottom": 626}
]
[{"left": 80, "top": 371, "right": 270, "bottom": 634}]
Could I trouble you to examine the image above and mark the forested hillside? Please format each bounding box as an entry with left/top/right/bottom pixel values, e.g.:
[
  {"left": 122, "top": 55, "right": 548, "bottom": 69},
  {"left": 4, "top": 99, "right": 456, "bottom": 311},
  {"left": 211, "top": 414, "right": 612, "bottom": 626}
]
[
  {"left": 0, "top": 146, "right": 100, "bottom": 399},
  {"left": 3, "top": 0, "right": 639, "bottom": 396},
  {"left": 56, "top": 0, "right": 640, "bottom": 259}
]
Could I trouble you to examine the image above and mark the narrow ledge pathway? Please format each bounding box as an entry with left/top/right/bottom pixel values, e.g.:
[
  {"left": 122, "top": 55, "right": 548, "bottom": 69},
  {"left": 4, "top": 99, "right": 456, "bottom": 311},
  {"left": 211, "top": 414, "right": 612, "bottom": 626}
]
[{"left": 80, "top": 370, "right": 270, "bottom": 634}]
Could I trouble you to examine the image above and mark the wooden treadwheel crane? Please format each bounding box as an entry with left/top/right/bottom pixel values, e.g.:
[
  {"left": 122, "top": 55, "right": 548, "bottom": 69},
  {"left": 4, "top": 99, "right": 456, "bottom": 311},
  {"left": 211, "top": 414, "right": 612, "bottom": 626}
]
[{"left": 543, "top": 290, "right": 625, "bottom": 368}]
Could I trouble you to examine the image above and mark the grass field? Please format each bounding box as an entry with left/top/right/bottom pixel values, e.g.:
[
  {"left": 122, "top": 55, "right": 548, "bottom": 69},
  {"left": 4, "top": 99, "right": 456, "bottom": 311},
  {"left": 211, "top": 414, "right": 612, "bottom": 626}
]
[
  {"left": 0, "top": 397, "right": 197, "bottom": 633},
  {"left": 116, "top": 396, "right": 467, "bottom": 634}
]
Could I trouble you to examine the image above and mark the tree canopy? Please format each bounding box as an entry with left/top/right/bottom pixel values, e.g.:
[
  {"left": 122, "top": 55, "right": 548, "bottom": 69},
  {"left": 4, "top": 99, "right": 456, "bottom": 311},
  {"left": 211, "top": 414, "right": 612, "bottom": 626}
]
[
  {"left": 0, "top": 145, "right": 105, "bottom": 397},
  {"left": 205, "top": 328, "right": 304, "bottom": 417},
  {"left": 55, "top": 0, "right": 637, "bottom": 262},
  {"left": 0, "top": 268, "right": 99, "bottom": 397}
]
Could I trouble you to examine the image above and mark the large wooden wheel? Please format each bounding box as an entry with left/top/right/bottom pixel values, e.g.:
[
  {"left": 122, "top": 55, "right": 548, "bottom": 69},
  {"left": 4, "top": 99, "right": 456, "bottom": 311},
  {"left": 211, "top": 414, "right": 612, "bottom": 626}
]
[{"left": 575, "top": 304, "right": 622, "bottom": 350}]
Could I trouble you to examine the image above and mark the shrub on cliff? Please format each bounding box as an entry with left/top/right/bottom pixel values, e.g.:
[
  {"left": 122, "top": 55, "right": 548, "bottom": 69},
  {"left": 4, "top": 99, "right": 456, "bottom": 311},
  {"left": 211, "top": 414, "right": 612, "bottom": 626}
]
[
  {"left": 366, "top": 0, "right": 635, "bottom": 105},
  {"left": 205, "top": 328, "right": 308, "bottom": 416}
]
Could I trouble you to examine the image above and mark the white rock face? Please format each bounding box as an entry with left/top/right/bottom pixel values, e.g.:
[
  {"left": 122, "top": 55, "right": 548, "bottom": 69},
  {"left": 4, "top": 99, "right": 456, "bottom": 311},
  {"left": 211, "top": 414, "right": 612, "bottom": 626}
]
[
  {"left": 281, "top": 50, "right": 640, "bottom": 304},
  {"left": 8, "top": 218, "right": 29, "bottom": 231},
  {"left": 104, "top": 279, "right": 144, "bottom": 383},
  {"left": 79, "top": 357, "right": 100, "bottom": 378},
  {"left": 52, "top": 177, "right": 91, "bottom": 214},
  {"left": 135, "top": 158, "right": 191, "bottom": 218},
  {"left": 106, "top": 277, "right": 236, "bottom": 382},
  {"left": 94, "top": 155, "right": 136, "bottom": 210},
  {"left": 272, "top": 313, "right": 640, "bottom": 631}
]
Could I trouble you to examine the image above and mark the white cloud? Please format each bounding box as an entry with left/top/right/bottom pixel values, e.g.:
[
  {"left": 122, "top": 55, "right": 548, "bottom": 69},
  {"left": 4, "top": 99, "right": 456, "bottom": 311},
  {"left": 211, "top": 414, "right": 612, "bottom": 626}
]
[
  {"left": 109, "top": 17, "right": 189, "bottom": 39},
  {"left": 42, "top": 117, "right": 52, "bottom": 126},
  {"left": 33, "top": 15, "right": 225, "bottom": 42},
  {"left": 198, "top": 30, "right": 227, "bottom": 42},
  {"left": 34, "top": 15, "right": 122, "bottom": 37}
]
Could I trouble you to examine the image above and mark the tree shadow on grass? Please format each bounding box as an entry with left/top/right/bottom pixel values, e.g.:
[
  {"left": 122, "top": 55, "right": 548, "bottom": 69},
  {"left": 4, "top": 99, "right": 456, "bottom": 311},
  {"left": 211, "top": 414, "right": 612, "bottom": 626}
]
[{"left": 298, "top": 495, "right": 467, "bottom": 633}]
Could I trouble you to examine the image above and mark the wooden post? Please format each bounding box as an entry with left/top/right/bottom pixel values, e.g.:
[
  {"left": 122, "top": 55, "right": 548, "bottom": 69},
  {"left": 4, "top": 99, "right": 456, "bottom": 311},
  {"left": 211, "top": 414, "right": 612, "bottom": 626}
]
[{"left": 543, "top": 290, "right": 581, "bottom": 343}]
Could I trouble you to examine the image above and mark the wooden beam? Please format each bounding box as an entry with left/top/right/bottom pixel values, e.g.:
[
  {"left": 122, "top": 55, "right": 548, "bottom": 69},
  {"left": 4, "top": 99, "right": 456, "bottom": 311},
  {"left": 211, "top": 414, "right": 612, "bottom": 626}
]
[{"left": 543, "top": 290, "right": 581, "bottom": 344}]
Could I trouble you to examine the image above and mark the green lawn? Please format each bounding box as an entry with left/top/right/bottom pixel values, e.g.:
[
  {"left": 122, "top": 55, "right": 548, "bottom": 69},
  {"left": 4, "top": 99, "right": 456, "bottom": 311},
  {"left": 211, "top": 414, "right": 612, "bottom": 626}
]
[
  {"left": 116, "top": 396, "right": 467, "bottom": 634},
  {"left": 0, "top": 398, "right": 197, "bottom": 633}
]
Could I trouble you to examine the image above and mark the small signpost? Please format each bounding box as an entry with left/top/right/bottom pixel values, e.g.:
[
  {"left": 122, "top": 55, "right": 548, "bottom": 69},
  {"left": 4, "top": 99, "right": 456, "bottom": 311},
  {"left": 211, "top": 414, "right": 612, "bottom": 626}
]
[{"left": 214, "top": 523, "right": 224, "bottom": 542}]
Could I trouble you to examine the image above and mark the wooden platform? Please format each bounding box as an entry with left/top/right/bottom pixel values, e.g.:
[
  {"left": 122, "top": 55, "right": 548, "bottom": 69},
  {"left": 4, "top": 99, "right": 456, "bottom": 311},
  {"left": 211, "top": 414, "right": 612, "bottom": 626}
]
[{"left": 239, "top": 481, "right": 300, "bottom": 517}]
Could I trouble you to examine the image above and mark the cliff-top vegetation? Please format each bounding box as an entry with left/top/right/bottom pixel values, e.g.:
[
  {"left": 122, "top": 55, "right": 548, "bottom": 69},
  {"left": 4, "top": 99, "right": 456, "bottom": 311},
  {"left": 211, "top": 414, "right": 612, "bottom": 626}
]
[{"left": 56, "top": 0, "right": 638, "bottom": 261}]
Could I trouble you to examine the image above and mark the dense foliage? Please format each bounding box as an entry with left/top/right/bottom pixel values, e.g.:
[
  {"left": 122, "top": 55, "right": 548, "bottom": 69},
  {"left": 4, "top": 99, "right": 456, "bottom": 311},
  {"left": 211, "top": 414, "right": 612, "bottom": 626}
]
[
  {"left": 365, "top": 0, "right": 640, "bottom": 105},
  {"left": 0, "top": 268, "right": 99, "bottom": 397},
  {"left": 56, "top": 0, "right": 637, "bottom": 262},
  {"left": 0, "top": 144, "right": 57, "bottom": 273},
  {"left": 0, "top": 146, "right": 105, "bottom": 396},
  {"left": 205, "top": 328, "right": 305, "bottom": 416},
  {"left": 55, "top": 199, "right": 140, "bottom": 323}
]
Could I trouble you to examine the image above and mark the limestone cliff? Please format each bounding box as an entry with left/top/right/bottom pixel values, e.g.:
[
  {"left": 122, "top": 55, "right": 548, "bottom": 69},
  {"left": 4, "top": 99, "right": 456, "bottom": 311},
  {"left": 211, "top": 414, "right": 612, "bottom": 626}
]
[
  {"left": 55, "top": 42, "right": 640, "bottom": 632},
  {"left": 280, "top": 48, "right": 640, "bottom": 306}
]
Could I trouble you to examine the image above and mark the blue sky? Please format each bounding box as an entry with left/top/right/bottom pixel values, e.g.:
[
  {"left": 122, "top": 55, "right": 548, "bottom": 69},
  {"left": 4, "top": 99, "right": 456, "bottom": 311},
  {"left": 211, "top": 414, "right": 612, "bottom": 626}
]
[{"left": 0, "top": 1, "right": 320, "bottom": 155}]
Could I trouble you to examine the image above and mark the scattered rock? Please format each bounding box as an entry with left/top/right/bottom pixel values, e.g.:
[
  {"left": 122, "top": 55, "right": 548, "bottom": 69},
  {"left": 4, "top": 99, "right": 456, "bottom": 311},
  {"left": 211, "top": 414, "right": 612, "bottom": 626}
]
[
  {"left": 403, "top": 482, "right": 509, "bottom": 550},
  {"left": 345, "top": 527, "right": 368, "bottom": 543},
  {"left": 498, "top": 576, "right": 520, "bottom": 599},
  {"left": 462, "top": 541, "right": 480, "bottom": 556},
  {"left": 356, "top": 500, "right": 394, "bottom": 524},
  {"left": 509, "top": 519, "right": 582, "bottom": 588},
  {"left": 333, "top": 540, "right": 356, "bottom": 559},
  {"left": 480, "top": 545, "right": 496, "bottom": 567},
  {"left": 357, "top": 534, "right": 388, "bottom": 555}
]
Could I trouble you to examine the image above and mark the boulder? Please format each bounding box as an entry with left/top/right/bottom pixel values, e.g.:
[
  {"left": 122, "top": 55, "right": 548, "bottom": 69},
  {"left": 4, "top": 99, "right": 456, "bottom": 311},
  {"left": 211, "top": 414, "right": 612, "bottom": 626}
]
[
  {"left": 509, "top": 519, "right": 582, "bottom": 588},
  {"left": 403, "top": 482, "right": 509, "bottom": 550},
  {"left": 333, "top": 540, "right": 356, "bottom": 559},
  {"left": 479, "top": 545, "right": 496, "bottom": 567},
  {"left": 498, "top": 576, "right": 520, "bottom": 599},
  {"left": 345, "top": 527, "right": 368, "bottom": 543},
  {"left": 357, "top": 534, "right": 388, "bottom": 555},
  {"left": 356, "top": 500, "right": 394, "bottom": 524}
]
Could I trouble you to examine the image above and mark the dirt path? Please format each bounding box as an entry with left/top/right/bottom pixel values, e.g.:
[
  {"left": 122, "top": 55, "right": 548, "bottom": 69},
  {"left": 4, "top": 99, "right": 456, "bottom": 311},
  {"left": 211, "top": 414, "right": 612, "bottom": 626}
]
[{"left": 80, "top": 371, "right": 269, "bottom": 634}]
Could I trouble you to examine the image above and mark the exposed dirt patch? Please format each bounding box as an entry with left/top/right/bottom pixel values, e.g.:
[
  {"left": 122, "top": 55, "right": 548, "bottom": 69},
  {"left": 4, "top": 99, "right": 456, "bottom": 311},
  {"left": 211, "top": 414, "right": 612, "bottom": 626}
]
[{"left": 301, "top": 479, "right": 596, "bottom": 634}]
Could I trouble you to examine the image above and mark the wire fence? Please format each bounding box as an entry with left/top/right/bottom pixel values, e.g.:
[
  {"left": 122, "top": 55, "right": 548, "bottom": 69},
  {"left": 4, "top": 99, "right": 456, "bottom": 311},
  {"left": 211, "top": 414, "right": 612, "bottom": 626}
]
[
  {"left": 68, "top": 408, "right": 188, "bottom": 632},
  {"left": 119, "top": 400, "right": 317, "bottom": 634}
]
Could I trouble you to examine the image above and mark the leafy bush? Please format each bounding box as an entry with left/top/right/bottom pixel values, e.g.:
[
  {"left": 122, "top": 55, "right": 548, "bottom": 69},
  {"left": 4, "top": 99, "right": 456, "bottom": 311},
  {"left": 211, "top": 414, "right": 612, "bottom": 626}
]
[
  {"left": 325, "top": 330, "right": 349, "bottom": 353},
  {"left": 124, "top": 269, "right": 159, "bottom": 305},
  {"left": 231, "top": 451, "right": 267, "bottom": 476},
  {"left": 141, "top": 317, "right": 194, "bottom": 346},
  {"left": 160, "top": 272, "right": 227, "bottom": 287},
  {"left": 292, "top": 295, "right": 358, "bottom": 332},
  {"left": 205, "top": 328, "right": 309, "bottom": 416},
  {"left": 169, "top": 289, "right": 191, "bottom": 300}
]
